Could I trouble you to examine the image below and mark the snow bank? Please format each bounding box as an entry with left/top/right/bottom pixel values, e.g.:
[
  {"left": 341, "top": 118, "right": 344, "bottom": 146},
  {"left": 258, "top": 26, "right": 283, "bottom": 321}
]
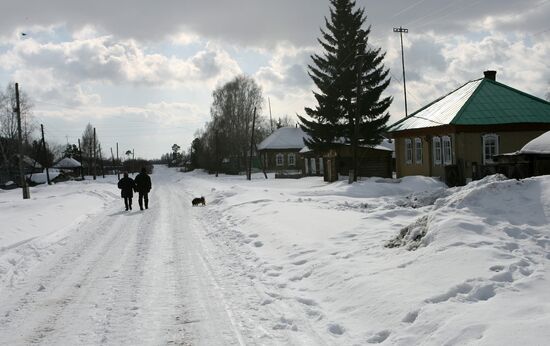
[
  {"left": 185, "top": 170, "right": 550, "bottom": 345},
  {"left": 0, "top": 177, "right": 119, "bottom": 290}
]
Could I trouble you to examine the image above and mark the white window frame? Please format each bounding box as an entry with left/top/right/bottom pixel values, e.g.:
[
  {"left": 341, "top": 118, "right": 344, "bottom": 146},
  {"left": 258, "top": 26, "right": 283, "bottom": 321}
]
[
  {"left": 288, "top": 153, "right": 296, "bottom": 166},
  {"left": 482, "top": 133, "right": 499, "bottom": 165},
  {"left": 442, "top": 136, "right": 452, "bottom": 165},
  {"left": 415, "top": 137, "right": 423, "bottom": 164},
  {"left": 433, "top": 136, "right": 442, "bottom": 166},
  {"left": 276, "top": 153, "right": 284, "bottom": 166},
  {"left": 405, "top": 138, "right": 413, "bottom": 165}
]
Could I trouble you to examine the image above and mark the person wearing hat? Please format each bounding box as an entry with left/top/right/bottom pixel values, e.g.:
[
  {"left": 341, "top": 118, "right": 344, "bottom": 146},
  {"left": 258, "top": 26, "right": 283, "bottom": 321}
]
[
  {"left": 134, "top": 167, "right": 152, "bottom": 210},
  {"left": 117, "top": 172, "right": 136, "bottom": 211}
]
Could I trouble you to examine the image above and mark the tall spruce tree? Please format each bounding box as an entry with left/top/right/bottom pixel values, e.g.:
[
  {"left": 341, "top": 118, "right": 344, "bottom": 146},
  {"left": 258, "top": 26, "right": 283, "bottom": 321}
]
[{"left": 298, "top": 0, "right": 392, "bottom": 171}]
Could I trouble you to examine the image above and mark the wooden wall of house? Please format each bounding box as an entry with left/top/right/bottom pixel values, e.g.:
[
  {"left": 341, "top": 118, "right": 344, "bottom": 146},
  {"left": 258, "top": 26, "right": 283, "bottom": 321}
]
[
  {"left": 395, "top": 129, "right": 548, "bottom": 184},
  {"left": 456, "top": 130, "right": 547, "bottom": 181},
  {"left": 325, "top": 146, "right": 392, "bottom": 179},
  {"left": 260, "top": 149, "right": 304, "bottom": 172},
  {"left": 395, "top": 136, "right": 433, "bottom": 178}
]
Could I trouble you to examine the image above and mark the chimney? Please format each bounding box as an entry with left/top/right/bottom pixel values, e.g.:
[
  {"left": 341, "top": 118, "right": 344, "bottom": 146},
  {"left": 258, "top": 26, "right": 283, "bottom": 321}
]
[{"left": 483, "top": 70, "right": 497, "bottom": 81}]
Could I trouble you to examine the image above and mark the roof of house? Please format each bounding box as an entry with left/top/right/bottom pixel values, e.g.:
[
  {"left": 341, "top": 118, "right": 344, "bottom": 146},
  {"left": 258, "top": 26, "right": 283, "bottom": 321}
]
[
  {"left": 15, "top": 154, "right": 43, "bottom": 169},
  {"left": 54, "top": 157, "right": 82, "bottom": 168},
  {"left": 257, "top": 127, "right": 309, "bottom": 150},
  {"left": 388, "top": 76, "right": 550, "bottom": 132}
]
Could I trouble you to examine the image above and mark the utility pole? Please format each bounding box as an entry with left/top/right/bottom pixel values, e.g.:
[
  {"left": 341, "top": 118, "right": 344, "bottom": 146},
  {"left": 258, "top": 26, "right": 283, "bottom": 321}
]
[
  {"left": 268, "top": 97, "right": 273, "bottom": 132},
  {"left": 393, "top": 26, "right": 409, "bottom": 117},
  {"left": 351, "top": 44, "right": 364, "bottom": 184},
  {"left": 132, "top": 149, "right": 135, "bottom": 175},
  {"left": 15, "top": 83, "right": 30, "bottom": 199},
  {"left": 78, "top": 138, "right": 84, "bottom": 180},
  {"left": 99, "top": 144, "right": 105, "bottom": 178},
  {"left": 40, "top": 124, "right": 51, "bottom": 185},
  {"left": 110, "top": 147, "right": 115, "bottom": 177},
  {"left": 92, "top": 127, "right": 97, "bottom": 180},
  {"left": 215, "top": 130, "right": 219, "bottom": 178},
  {"left": 116, "top": 142, "right": 120, "bottom": 180},
  {"left": 247, "top": 107, "right": 257, "bottom": 181}
]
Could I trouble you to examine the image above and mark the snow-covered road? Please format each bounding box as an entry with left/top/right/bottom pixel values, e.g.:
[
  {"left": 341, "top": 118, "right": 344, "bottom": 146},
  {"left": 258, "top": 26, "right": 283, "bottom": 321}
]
[
  {"left": 0, "top": 166, "right": 272, "bottom": 345},
  {"left": 2, "top": 166, "right": 550, "bottom": 345}
]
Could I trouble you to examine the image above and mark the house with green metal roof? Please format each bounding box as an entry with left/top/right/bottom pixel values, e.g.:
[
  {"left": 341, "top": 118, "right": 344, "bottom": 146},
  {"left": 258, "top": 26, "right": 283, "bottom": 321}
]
[{"left": 387, "top": 71, "right": 550, "bottom": 186}]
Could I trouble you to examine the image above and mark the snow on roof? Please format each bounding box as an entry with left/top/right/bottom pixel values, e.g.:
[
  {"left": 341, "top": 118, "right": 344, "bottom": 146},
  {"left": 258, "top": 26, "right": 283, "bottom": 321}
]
[
  {"left": 54, "top": 157, "right": 82, "bottom": 168},
  {"left": 27, "top": 171, "right": 61, "bottom": 184},
  {"left": 299, "top": 146, "right": 312, "bottom": 154},
  {"left": 257, "top": 127, "right": 309, "bottom": 150},
  {"left": 16, "top": 155, "right": 43, "bottom": 168},
  {"left": 518, "top": 131, "right": 550, "bottom": 155},
  {"left": 388, "top": 79, "right": 482, "bottom": 131}
]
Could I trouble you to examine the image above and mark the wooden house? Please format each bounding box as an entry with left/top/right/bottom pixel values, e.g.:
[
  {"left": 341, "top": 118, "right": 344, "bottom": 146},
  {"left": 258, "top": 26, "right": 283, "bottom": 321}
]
[
  {"left": 257, "top": 127, "right": 308, "bottom": 176},
  {"left": 387, "top": 71, "right": 550, "bottom": 186}
]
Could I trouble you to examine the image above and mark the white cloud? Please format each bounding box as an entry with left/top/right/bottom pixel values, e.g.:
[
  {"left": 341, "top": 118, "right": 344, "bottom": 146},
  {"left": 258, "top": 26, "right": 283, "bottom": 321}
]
[{"left": 0, "top": 34, "right": 243, "bottom": 106}]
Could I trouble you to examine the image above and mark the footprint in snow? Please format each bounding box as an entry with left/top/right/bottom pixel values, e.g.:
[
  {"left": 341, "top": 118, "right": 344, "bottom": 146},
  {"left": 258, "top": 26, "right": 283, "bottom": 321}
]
[
  {"left": 402, "top": 310, "right": 419, "bottom": 323},
  {"left": 367, "top": 330, "right": 390, "bottom": 343},
  {"left": 328, "top": 323, "right": 345, "bottom": 335},
  {"left": 254, "top": 241, "right": 263, "bottom": 247}
]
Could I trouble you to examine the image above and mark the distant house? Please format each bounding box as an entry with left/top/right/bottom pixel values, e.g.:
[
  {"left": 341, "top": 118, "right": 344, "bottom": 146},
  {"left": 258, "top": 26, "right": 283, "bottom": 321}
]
[
  {"left": 0, "top": 153, "right": 43, "bottom": 185},
  {"left": 387, "top": 71, "right": 550, "bottom": 186},
  {"left": 258, "top": 126, "right": 394, "bottom": 180},
  {"left": 53, "top": 157, "right": 82, "bottom": 176},
  {"left": 257, "top": 127, "right": 308, "bottom": 175}
]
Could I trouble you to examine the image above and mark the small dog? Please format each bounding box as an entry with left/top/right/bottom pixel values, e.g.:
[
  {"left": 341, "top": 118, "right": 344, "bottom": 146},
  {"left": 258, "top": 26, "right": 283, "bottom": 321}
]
[{"left": 192, "top": 196, "right": 206, "bottom": 206}]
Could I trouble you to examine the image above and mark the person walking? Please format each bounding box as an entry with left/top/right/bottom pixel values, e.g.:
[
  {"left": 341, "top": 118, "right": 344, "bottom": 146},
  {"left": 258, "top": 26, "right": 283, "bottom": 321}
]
[
  {"left": 117, "top": 172, "right": 136, "bottom": 211},
  {"left": 134, "top": 167, "right": 152, "bottom": 210}
]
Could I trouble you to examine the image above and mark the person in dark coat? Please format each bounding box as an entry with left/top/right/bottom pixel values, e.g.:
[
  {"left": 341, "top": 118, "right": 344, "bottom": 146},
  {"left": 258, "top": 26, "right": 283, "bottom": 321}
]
[
  {"left": 134, "top": 167, "right": 152, "bottom": 210},
  {"left": 117, "top": 172, "right": 136, "bottom": 211}
]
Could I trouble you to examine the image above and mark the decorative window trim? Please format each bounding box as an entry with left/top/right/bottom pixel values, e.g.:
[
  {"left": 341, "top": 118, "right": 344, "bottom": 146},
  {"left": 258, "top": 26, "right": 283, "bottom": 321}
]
[
  {"left": 415, "top": 137, "right": 423, "bottom": 164},
  {"left": 482, "top": 133, "right": 499, "bottom": 165},
  {"left": 276, "top": 153, "right": 284, "bottom": 166},
  {"left": 433, "top": 136, "right": 442, "bottom": 166},
  {"left": 288, "top": 153, "right": 296, "bottom": 166},
  {"left": 405, "top": 138, "right": 413, "bottom": 165},
  {"left": 442, "top": 136, "right": 452, "bottom": 165}
]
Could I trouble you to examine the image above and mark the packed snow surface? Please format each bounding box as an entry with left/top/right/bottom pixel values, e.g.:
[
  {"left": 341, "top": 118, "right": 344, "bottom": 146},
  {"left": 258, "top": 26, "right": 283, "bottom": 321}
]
[{"left": 1, "top": 166, "right": 549, "bottom": 345}]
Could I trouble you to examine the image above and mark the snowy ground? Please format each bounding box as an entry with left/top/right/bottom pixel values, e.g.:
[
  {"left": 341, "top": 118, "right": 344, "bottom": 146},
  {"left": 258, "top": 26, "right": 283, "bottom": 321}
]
[{"left": 1, "top": 166, "right": 549, "bottom": 345}]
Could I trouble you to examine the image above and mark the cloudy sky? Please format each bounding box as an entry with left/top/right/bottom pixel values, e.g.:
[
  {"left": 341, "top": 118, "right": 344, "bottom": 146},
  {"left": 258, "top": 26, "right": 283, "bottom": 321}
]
[{"left": 0, "top": 0, "right": 549, "bottom": 159}]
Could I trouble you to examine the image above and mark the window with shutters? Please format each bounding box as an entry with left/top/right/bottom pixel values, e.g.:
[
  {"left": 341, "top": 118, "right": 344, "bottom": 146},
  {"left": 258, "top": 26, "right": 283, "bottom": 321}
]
[
  {"left": 442, "top": 136, "right": 452, "bottom": 165},
  {"left": 482, "top": 134, "right": 499, "bottom": 164},
  {"left": 415, "top": 138, "right": 423, "bottom": 164},
  {"left": 433, "top": 137, "right": 442, "bottom": 165},
  {"left": 276, "top": 153, "right": 284, "bottom": 166},
  {"left": 405, "top": 138, "right": 412, "bottom": 164},
  {"left": 288, "top": 153, "right": 296, "bottom": 166}
]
